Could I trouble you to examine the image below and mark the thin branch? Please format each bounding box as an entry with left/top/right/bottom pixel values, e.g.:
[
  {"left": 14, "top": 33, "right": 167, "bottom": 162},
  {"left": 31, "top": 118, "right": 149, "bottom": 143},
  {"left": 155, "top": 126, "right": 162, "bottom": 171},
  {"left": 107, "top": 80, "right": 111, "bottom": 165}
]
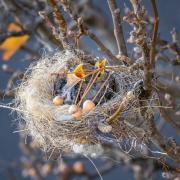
[
  {"left": 86, "top": 30, "right": 121, "bottom": 65},
  {"left": 159, "top": 108, "right": 180, "bottom": 134},
  {"left": 38, "top": 11, "right": 64, "bottom": 49},
  {"left": 147, "top": 116, "right": 180, "bottom": 162},
  {"left": 58, "top": 1, "right": 123, "bottom": 65},
  {"left": 0, "top": 70, "right": 24, "bottom": 99},
  {"left": 142, "top": 43, "right": 152, "bottom": 91},
  {"left": 128, "top": 0, "right": 153, "bottom": 91},
  {"left": 107, "top": 91, "right": 135, "bottom": 124},
  {"left": 150, "top": 0, "right": 159, "bottom": 69},
  {"left": 48, "top": 0, "right": 69, "bottom": 48},
  {"left": 142, "top": 0, "right": 159, "bottom": 91},
  {"left": 107, "top": 0, "right": 128, "bottom": 56},
  {"left": 77, "top": 17, "right": 122, "bottom": 65}
]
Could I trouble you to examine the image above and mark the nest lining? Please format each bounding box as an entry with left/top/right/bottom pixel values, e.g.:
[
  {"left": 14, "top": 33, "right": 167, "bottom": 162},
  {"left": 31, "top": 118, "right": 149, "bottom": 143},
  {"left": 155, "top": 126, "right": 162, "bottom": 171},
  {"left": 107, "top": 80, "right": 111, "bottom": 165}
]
[{"left": 15, "top": 49, "right": 153, "bottom": 157}]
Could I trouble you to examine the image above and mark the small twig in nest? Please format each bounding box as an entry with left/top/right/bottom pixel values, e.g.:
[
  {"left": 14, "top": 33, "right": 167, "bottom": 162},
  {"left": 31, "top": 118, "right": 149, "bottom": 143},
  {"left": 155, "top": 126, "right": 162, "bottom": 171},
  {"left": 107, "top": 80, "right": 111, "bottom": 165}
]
[
  {"left": 74, "top": 80, "right": 83, "bottom": 104},
  {"left": 107, "top": 91, "right": 136, "bottom": 124},
  {"left": 92, "top": 73, "right": 111, "bottom": 102},
  {"left": 78, "top": 71, "right": 100, "bottom": 106}
]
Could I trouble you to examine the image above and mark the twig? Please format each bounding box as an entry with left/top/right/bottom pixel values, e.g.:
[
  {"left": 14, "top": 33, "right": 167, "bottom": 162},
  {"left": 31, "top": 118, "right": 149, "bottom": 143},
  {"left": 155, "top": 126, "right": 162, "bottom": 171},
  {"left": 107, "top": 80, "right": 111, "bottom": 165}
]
[
  {"left": 74, "top": 80, "right": 83, "bottom": 104},
  {"left": 143, "top": 0, "right": 159, "bottom": 91},
  {"left": 92, "top": 73, "right": 111, "bottom": 102},
  {"left": 107, "top": 91, "right": 135, "bottom": 124},
  {"left": 128, "top": 0, "right": 153, "bottom": 91},
  {"left": 6, "top": 71, "right": 24, "bottom": 93},
  {"left": 0, "top": 70, "right": 24, "bottom": 99},
  {"left": 146, "top": 116, "right": 180, "bottom": 162},
  {"left": 116, "top": 55, "right": 134, "bottom": 65},
  {"left": 38, "top": 11, "right": 64, "bottom": 48},
  {"left": 77, "top": 17, "right": 120, "bottom": 65},
  {"left": 85, "top": 29, "right": 121, "bottom": 65},
  {"left": 159, "top": 108, "right": 180, "bottom": 134},
  {"left": 107, "top": 0, "right": 128, "bottom": 56},
  {"left": 58, "top": 1, "right": 122, "bottom": 65},
  {"left": 48, "top": 0, "right": 69, "bottom": 48},
  {"left": 150, "top": 0, "right": 159, "bottom": 69},
  {"left": 78, "top": 71, "right": 100, "bottom": 106},
  {"left": 142, "top": 43, "right": 152, "bottom": 91}
]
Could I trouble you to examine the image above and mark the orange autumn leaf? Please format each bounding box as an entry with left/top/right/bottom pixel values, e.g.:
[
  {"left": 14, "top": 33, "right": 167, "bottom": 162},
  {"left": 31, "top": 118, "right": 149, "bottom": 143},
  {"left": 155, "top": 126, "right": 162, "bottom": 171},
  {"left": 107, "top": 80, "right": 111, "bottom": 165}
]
[
  {"left": 0, "top": 23, "right": 29, "bottom": 61},
  {"left": 73, "top": 64, "right": 85, "bottom": 79},
  {"left": 95, "top": 59, "right": 107, "bottom": 74}
]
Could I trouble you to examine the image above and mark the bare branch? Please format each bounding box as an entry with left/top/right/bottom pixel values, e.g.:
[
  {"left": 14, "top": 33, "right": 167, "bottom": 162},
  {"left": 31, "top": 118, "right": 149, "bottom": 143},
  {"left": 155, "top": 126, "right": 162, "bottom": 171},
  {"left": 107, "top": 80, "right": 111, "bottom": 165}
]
[
  {"left": 48, "top": 0, "right": 69, "bottom": 48},
  {"left": 107, "top": 0, "right": 128, "bottom": 57},
  {"left": 150, "top": 0, "right": 159, "bottom": 69},
  {"left": 159, "top": 108, "right": 180, "bottom": 134},
  {"left": 147, "top": 117, "right": 180, "bottom": 162},
  {"left": 142, "top": 43, "right": 152, "bottom": 91},
  {"left": 85, "top": 29, "right": 121, "bottom": 65},
  {"left": 57, "top": 1, "right": 126, "bottom": 65}
]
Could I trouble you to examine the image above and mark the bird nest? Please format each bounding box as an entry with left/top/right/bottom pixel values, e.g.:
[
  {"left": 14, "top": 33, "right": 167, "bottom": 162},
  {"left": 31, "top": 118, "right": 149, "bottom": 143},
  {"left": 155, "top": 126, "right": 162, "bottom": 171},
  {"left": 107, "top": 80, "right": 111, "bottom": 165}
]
[{"left": 15, "top": 49, "right": 152, "bottom": 157}]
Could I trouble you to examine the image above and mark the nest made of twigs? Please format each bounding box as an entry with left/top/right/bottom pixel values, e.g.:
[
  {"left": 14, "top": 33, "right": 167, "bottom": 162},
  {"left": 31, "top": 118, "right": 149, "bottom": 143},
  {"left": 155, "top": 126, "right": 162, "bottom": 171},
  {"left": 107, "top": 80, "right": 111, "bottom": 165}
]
[{"left": 15, "top": 49, "right": 151, "bottom": 157}]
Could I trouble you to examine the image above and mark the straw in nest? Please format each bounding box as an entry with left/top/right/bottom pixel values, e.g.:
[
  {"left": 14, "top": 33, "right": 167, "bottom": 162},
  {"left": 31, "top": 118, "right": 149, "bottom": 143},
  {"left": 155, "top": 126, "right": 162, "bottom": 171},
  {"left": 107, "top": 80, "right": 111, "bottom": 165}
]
[{"left": 15, "top": 49, "right": 154, "bottom": 157}]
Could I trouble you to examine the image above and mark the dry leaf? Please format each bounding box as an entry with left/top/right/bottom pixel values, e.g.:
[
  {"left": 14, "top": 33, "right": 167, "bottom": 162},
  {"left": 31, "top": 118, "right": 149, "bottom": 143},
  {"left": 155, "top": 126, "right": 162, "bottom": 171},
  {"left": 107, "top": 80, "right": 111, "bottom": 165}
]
[{"left": 0, "top": 23, "right": 29, "bottom": 61}]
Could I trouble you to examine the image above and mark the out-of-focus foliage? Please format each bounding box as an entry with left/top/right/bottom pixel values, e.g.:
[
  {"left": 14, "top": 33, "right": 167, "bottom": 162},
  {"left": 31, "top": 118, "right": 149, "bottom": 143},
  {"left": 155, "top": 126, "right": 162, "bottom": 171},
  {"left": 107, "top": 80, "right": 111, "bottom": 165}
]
[{"left": 0, "top": 23, "right": 29, "bottom": 60}]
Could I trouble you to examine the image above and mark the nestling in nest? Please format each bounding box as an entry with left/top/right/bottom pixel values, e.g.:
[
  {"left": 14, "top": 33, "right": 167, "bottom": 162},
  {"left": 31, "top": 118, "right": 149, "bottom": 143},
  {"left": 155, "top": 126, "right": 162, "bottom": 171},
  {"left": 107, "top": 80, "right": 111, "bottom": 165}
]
[{"left": 15, "top": 49, "right": 152, "bottom": 157}]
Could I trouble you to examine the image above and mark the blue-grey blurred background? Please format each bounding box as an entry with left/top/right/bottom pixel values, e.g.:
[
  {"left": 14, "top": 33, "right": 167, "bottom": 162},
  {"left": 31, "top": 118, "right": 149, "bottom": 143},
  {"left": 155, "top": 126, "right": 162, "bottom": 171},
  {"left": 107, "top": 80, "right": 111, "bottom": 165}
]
[{"left": 0, "top": 0, "right": 180, "bottom": 179}]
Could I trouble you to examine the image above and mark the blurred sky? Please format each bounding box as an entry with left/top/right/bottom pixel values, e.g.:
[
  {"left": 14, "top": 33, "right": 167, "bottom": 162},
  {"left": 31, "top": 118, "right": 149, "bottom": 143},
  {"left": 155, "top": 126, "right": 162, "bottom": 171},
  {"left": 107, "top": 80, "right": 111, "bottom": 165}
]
[{"left": 0, "top": 0, "right": 180, "bottom": 179}]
